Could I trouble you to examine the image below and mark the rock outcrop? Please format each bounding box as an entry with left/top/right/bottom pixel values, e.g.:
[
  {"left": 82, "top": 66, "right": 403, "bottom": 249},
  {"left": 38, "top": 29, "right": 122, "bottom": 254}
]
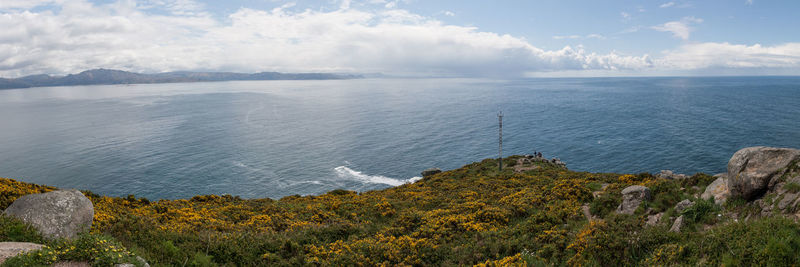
[
  {"left": 421, "top": 168, "right": 442, "bottom": 177},
  {"left": 0, "top": 242, "right": 44, "bottom": 264},
  {"left": 702, "top": 174, "right": 730, "bottom": 204},
  {"left": 726, "top": 147, "right": 800, "bottom": 200},
  {"left": 616, "top": 185, "right": 652, "bottom": 215},
  {"left": 3, "top": 190, "right": 94, "bottom": 240}
]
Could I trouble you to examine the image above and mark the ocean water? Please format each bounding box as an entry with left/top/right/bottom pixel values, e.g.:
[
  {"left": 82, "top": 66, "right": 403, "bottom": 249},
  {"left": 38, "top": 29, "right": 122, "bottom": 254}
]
[{"left": 0, "top": 77, "right": 798, "bottom": 200}]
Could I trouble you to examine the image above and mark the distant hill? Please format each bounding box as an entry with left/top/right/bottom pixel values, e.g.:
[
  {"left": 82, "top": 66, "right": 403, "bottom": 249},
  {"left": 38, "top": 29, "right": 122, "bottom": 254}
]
[{"left": 0, "top": 69, "right": 363, "bottom": 89}]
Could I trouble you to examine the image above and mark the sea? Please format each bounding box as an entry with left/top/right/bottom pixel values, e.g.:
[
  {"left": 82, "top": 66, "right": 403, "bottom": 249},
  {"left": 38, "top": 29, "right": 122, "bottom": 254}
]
[{"left": 0, "top": 77, "right": 798, "bottom": 200}]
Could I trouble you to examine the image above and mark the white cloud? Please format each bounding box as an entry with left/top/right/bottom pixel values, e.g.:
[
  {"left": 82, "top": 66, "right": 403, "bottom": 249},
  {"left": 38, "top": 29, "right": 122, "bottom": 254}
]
[
  {"left": 1, "top": 1, "right": 799, "bottom": 77},
  {"left": 657, "top": 42, "right": 800, "bottom": 70},
  {"left": 586, "top": 34, "right": 605, "bottom": 39},
  {"left": 659, "top": 2, "right": 675, "bottom": 8},
  {"left": 340, "top": 0, "right": 351, "bottom": 9},
  {"left": 0, "top": 0, "right": 655, "bottom": 77},
  {"left": 0, "top": 0, "right": 59, "bottom": 9},
  {"left": 620, "top": 12, "right": 631, "bottom": 20},
  {"left": 652, "top": 16, "right": 702, "bottom": 40},
  {"left": 553, "top": 35, "right": 581, "bottom": 40},
  {"left": 442, "top": 10, "right": 455, "bottom": 17},
  {"left": 553, "top": 34, "right": 605, "bottom": 40}
]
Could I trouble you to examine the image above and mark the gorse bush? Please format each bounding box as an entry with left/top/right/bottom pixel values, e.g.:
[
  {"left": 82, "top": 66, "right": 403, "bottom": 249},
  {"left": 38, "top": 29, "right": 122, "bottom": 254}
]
[{"left": 2, "top": 156, "right": 800, "bottom": 266}]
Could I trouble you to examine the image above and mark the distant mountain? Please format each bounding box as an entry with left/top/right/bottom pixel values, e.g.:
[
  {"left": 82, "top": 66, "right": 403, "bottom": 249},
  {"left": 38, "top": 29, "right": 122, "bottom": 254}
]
[{"left": 0, "top": 69, "right": 363, "bottom": 89}]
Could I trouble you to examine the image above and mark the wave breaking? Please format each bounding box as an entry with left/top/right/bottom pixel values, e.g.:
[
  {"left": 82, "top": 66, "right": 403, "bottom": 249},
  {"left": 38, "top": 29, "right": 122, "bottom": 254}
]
[{"left": 334, "top": 166, "right": 421, "bottom": 186}]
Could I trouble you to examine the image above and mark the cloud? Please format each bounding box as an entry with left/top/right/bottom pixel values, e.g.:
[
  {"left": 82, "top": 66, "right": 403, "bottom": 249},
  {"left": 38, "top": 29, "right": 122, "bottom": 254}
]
[
  {"left": 340, "top": 0, "right": 351, "bottom": 9},
  {"left": 657, "top": 42, "right": 800, "bottom": 70},
  {"left": 0, "top": 0, "right": 655, "bottom": 77},
  {"left": 659, "top": 2, "right": 675, "bottom": 8},
  {"left": 586, "top": 34, "right": 605, "bottom": 39},
  {"left": 620, "top": 12, "right": 631, "bottom": 20},
  {"left": 1, "top": 1, "right": 799, "bottom": 77},
  {"left": 652, "top": 16, "right": 703, "bottom": 40},
  {"left": 442, "top": 10, "right": 455, "bottom": 17},
  {"left": 746, "top": 0, "right": 753, "bottom": 5},
  {"left": 553, "top": 35, "right": 580, "bottom": 40},
  {"left": 0, "top": 0, "right": 58, "bottom": 9},
  {"left": 553, "top": 34, "right": 605, "bottom": 40}
]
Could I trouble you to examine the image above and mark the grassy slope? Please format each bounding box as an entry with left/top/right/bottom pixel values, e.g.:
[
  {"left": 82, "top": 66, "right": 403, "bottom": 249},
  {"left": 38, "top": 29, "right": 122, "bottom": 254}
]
[{"left": 2, "top": 155, "right": 800, "bottom": 266}]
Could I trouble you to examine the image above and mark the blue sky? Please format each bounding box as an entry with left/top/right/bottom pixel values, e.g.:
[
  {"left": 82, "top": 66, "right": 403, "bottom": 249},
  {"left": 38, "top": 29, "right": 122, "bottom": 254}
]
[{"left": 1, "top": 0, "right": 799, "bottom": 77}]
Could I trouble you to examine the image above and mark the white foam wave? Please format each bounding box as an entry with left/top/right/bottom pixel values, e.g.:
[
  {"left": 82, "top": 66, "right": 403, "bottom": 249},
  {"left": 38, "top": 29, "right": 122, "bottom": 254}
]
[{"left": 334, "top": 166, "right": 420, "bottom": 186}]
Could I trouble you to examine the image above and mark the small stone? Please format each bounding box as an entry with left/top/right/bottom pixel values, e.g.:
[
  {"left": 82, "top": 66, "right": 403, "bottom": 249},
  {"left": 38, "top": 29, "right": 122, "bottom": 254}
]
[
  {"left": 646, "top": 213, "right": 663, "bottom": 226},
  {"left": 670, "top": 215, "right": 685, "bottom": 232},
  {"left": 113, "top": 256, "right": 150, "bottom": 267},
  {"left": 581, "top": 204, "right": 593, "bottom": 221},
  {"left": 53, "top": 262, "right": 90, "bottom": 267},
  {"left": 420, "top": 168, "right": 442, "bottom": 177},
  {"left": 674, "top": 199, "right": 694, "bottom": 213}
]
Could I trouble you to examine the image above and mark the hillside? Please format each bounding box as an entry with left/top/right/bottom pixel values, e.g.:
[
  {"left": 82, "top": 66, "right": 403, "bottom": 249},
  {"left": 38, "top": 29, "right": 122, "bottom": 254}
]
[
  {"left": 0, "top": 69, "right": 363, "bottom": 90},
  {"left": 2, "top": 150, "right": 800, "bottom": 266}
]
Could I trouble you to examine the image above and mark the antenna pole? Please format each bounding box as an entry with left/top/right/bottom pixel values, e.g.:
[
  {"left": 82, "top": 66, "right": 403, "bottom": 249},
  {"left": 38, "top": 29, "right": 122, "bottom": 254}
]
[{"left": 498, "top": 111, "right": 503, "bottom": 171}]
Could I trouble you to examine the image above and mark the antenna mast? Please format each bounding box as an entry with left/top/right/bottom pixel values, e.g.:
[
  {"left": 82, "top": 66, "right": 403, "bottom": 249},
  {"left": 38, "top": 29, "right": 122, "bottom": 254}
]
[{"left": 498, "top": 111, "right": 503, "bottom": 171}]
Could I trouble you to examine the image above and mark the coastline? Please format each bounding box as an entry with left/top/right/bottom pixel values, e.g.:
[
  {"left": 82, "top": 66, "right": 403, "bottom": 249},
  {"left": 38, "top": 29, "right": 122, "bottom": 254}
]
[{"left": 2, "top": 147, "right": 800, "bottom": 265}]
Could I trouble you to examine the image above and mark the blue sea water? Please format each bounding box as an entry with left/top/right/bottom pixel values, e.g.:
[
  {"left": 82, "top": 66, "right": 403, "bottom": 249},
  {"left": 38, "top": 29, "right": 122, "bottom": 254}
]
[{"left": 0, "top": 77, "right": 798, "bottom": 200}]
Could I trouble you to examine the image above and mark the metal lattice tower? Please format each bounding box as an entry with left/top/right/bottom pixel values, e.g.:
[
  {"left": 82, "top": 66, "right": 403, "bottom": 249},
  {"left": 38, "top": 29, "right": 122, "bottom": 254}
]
[{"left": 498, "top": 111, "right": 503, "bottom": 171}]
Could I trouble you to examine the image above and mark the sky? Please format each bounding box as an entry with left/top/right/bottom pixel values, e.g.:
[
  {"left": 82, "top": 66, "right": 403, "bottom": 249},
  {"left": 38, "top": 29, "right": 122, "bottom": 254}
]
[{"left": 1, "top": 0, "right": 799, "bottom": 78}]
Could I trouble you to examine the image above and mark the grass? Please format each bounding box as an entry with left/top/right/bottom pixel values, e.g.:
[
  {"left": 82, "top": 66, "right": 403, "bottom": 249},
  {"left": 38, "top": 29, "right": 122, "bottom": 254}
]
[{"left": 784, "top": 182, "right": 800, "bottom": 193}]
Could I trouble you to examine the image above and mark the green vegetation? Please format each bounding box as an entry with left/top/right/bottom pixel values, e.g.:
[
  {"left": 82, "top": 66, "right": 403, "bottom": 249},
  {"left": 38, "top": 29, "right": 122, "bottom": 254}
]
[
  {"left": 784, "top": 182, "right": 800, "bottom": 193},
  {"left": 1, "top": 157, "right": 800, "bottom": 266},
  {"left": 0, "top": 215, "right": 141, "bottom": 266}
]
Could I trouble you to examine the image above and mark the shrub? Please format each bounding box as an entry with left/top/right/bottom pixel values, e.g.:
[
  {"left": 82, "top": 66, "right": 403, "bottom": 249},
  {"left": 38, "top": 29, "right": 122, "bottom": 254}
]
[
  {"left": 590, "top": 190, "right": 620, "bottom": 218},
  {"left": 681, "top": 198, "right": 717, "bottom": 226}
]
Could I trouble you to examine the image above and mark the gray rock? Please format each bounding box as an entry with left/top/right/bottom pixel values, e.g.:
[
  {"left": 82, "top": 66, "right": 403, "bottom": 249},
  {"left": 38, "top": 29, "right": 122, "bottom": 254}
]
[
  {"left": 581, "top": 204, "right": 594, "bottom": 221},
  {"left": 3, "top": 190, "right": 94, "bottom": 240},
  {"left": 657, "top": 170, "right": 688, "bottom": 180},
  {"left": 0, "top": 242, "right": 44, "bottom": 264},
  {"left": 53, "top": 262, "right": 89, "bottom": 267},
  {"left": 701, "top": 176, "right": 730, "bottom": 205},
  {"left": 616, "top": 185, "right": 652, "bottom": 215},
  {"left": 420, "top": 168, "right": 442, "bottom": 177},
  {"left": 727, "top": 147, "right": 800, "bottom": 200},
  {"left": 115, "top": 256, "right": 150, "bottom": 267},
  {"left": 777, "top": 192, "right": 798, "bottom": 211},
  {"left": 674, "top": 199, "right": 695, "bottom": 213},
  {"left": 646, "top": 213, "right": 663, "bottom": 226},
  {"left": 670, "top": 215, "right": 685, "bottom": 232}
]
